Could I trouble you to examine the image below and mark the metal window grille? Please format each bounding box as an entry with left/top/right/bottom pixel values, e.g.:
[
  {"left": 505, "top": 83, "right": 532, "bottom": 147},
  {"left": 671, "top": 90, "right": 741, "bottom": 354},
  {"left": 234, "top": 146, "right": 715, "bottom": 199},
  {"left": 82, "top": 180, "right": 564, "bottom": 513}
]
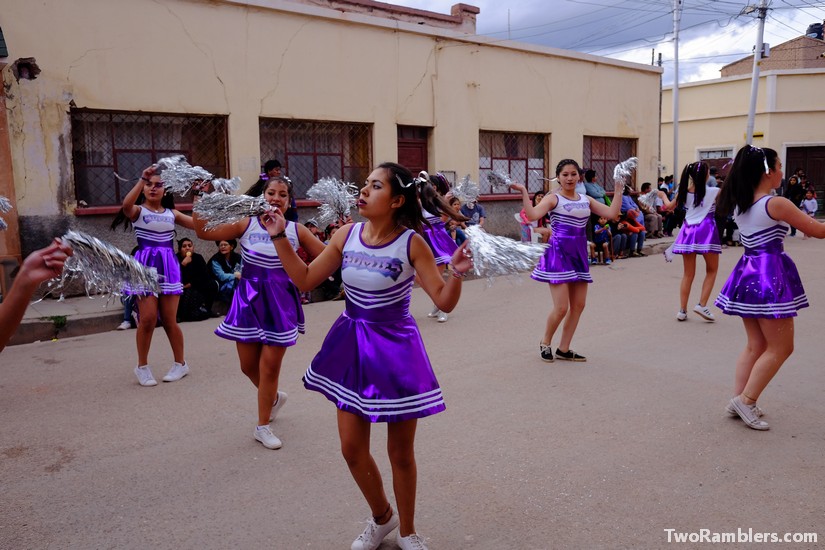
[
  {"left": 259, "top": 119, "right": 372, "bottom": 198},
  {"left": 478, "top": 131, "right": 546, "bottom": 194},
  {"left": 582, "top": 136, "right": 637, "bottom": 192},
  {"left": 71, "top": 109, "right": 228, "bottom": 207}
]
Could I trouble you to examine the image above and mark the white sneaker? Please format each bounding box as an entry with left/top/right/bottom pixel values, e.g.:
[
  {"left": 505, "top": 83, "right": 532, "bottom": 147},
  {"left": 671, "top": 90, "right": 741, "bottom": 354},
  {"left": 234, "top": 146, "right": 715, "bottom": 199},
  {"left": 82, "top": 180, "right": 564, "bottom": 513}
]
[
  {"left": 116, "top": 321, "right": 131, "bottom": 331},
  {"left": 254, "top": 425, "right": 283, "bottom": 449},
  {"left": 162, "top": 362, "right": 189, "bottom": 382},
  {"left": 427, "top": 306, "right": 440, "bottom": 318},
  {"left": 729, "top": 396, "right": 769, "bottom": 430},
  {"left": 351, "top": 512, "right": 399, "bottom": 550},
  {"left": 269, "top": 391, "right": 288, "bottom": 422},
  {"left": 398, "top": 533, "right": 429, "bottom": 550},
  {"left": 676, "top": 310, "right": 687, "bottom": 321},
  {"left": 437, "top": 311, "right": 448, "bottom": 323},
  {"left": 134, "top": 365, "right": 157, "bottom": 387},
  {"left": 693, "top": 304, "right": 715, "bottom": 322}
]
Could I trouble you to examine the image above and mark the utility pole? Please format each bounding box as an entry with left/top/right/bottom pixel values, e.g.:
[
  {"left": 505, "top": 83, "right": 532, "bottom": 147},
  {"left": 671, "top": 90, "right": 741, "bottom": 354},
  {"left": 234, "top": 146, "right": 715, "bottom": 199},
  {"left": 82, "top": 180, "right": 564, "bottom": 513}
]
[
  {"left": 672, "top": 0, "right": 682, "bottom": 178},
  {"left": 745, "top": 0, "right": 769, "bottom": 144},
  {"left": 658, "top": 52, "right": 663, "bottom": 179}
]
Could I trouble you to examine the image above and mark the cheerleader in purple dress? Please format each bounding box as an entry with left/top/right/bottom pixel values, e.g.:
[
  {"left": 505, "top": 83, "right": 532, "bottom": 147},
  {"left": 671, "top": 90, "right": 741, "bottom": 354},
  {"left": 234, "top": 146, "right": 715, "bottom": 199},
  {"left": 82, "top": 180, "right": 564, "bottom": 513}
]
[
  {"left": 113, "top": 166, "right": 195, "bottom": 387},
  {"left": 667, "top": 162, "right": 722, "bottom": 322},
  {"left": 420, "top": 171, "right": 467, "bottom": 323},
  {"left": 714, "top": 145, "right": 825, "bottom": 431},
  {"left": 511, "top": 159, "right": 623, "bottom": 363},
  {"left": 266, "top": 162, "right": 472, "bottom": 550},
  {"left": 193, "top": 177, "right": 325, "bottom": 450}
]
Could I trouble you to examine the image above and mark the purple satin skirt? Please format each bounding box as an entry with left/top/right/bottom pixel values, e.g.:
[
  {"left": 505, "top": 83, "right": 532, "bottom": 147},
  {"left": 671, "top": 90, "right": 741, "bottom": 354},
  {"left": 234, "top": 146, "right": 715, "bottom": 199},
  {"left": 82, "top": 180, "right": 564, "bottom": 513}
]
[
  {"left": 715, "top": 244, "right": 808, "bottom": 318},
  {"left": 303, "top": 281, "right": 445, "bottom": 423},
  {"left": 422, "top": 219, "right": 457, "bottom": 266},
  {"left": 125, "top": 242, "right": 182, "bottom": 295},
  {"left": 672, "top": 213, "right": 721, "bottom": 254},
  {"left": 532, "top": 227, "right": 592, "bottom": 284},
  {"left": 216, "top": 264, "right": 304, "bottom": 346}
]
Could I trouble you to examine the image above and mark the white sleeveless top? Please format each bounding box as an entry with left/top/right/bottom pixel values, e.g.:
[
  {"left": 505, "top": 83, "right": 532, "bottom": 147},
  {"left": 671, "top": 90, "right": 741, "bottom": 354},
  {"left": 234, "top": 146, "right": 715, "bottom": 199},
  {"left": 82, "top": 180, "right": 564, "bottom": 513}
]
[
  {"left": 734, "top": 195, "right": 789, "bottom": 245},
  {"left": 341, "top": 223, "right": 416, "bottom": 293},
  {"left": 239, "top": 218, "right": 299, "bottom": 270},
  {"left": 684, "top": 187, "right": 720, "bottom": 225},
  {"left": 133, "top": 206, "right": 175, "bottom": 245}
]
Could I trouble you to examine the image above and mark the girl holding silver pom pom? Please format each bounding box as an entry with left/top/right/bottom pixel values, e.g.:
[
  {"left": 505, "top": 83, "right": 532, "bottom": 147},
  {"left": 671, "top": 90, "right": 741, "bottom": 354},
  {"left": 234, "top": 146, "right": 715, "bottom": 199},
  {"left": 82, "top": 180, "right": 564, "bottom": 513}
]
[
  {"left": 192, "top": 176, "right": 326, "bottom": 451},
  {"left": 510, "top": 158, "right": 623, "bottom": 363},
  {"left": 112, "top": 165, "right": 196, "bottom": 387},
  {"left": 263, "top": 162, "right": 472, "bottom": 550}
]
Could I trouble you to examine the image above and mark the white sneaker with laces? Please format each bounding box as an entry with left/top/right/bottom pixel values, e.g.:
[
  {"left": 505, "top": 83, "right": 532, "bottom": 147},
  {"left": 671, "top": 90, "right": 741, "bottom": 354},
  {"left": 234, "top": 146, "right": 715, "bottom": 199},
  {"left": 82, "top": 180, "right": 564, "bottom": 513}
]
[
  {"left": 437, "top": 311, "right": 448, "bottom": 323},
  {"left": 676, "top": 310, "right": 687, "bottom": 321},
  {"left": 134, "top": 365, "right": 157, "bottom": 387},
  {"left": 397, "top": 533, "right": 429, "bottom": 550},
  {"left": 693, "top": 304, "right": 715, "bottom": 322},
  {"left": 729, "top": 396, "right": 769, "bottom": 430},
  {"left": 254, "top": 425, "right": 283, "bottom": 449},
  {"left": 427, "top": 306, "right": 440, "bottom": 318},
  {"left": 162, "top": 362, "right": 189, "bottom": 382},
  {"left": 726, "top": 400, "right": 764, "bottom": 418},
  {"left": 116, "top": 321, "right": 132, "bottom": 331},
  {"left": 351, "top": 512, "right": 399, "bottom": 550},
  {"left": 270, "top": 391, "right": 288, "bottom": 422}
]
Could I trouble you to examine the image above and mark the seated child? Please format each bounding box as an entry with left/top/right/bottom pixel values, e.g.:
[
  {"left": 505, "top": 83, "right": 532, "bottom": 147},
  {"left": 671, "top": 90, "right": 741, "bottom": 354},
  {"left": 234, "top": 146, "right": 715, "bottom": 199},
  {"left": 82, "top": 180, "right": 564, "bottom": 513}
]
[{"left": 591, "top": 216, "right": 612, "bottom": 264}]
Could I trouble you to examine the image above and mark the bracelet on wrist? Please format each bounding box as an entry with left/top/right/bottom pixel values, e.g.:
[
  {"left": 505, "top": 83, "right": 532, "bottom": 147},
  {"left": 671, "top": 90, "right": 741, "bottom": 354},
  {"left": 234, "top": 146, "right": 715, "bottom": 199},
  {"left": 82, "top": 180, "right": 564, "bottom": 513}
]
[
  {"left": 270, "top": 231, "right": 287, "bottom": 241},
  {"left": 448, "top": 264, "right": 467, "bottom": 279},
  {"left": 140, "top": 176, "right": 151, "bottom": 183}
]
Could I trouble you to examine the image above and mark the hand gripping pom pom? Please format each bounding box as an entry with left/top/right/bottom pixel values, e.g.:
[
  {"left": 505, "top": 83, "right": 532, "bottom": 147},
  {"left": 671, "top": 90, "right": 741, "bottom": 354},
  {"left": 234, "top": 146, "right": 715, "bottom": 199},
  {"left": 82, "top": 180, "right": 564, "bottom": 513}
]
[
  {"left": 452, "top": 175, "right": 480, "bottom": 204},
  {"left": 613, "top": 157, "right": 638, "bottom": 189},
  {"left": 306, "top": 177, "right": 358, "bottom": 226},
  {"left": 193, "top": 192, "right": 270, "bottom": 230},
  {"left": 41, "top": 231, "right": 160, "bottom": 300},
  {"left": 154, "top": 155, "right": 215, "bottom": 195},
  {"left": 464, "top": 225, "right": 546, "bottom": 279}
]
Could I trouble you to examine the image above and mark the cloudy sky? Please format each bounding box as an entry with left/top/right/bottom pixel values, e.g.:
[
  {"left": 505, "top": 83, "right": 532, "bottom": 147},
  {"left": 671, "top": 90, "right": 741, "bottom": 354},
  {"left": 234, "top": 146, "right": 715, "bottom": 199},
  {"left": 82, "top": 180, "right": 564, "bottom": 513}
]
[{"left": 388, "top": 0, "right": 825, "bottom": 85}]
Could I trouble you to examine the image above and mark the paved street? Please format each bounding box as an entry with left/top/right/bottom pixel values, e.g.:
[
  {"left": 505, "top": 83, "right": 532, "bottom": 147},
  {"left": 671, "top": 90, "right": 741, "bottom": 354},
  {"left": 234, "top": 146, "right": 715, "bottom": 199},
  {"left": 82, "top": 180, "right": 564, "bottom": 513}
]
[{"left": 1, "top": 237, "right": 823, "bottom": 549}]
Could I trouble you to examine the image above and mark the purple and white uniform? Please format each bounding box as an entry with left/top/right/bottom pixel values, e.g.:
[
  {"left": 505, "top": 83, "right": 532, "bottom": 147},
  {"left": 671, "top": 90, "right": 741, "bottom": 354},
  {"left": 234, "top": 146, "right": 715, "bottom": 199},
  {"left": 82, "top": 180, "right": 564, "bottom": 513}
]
[
  {"left": 126, "top": 206, "right": 182, "bottom": 295},
  {"left": 672, "top": 187, "right": 722, "bottom": 254},
  {"left": 216, "top": 218, "right": 304, "bottom": 346},
  {"left": 715, "top": 196, "right": 808, "bottom": 318},
  {"left": 303, "top": 223, "right": 445, "bottom": 423},
  {"left": 421, "top": 208, "right": 457, "bottom": 266},
  {"left": 532, "top": 193, "right": 592, "bottom": 284}
]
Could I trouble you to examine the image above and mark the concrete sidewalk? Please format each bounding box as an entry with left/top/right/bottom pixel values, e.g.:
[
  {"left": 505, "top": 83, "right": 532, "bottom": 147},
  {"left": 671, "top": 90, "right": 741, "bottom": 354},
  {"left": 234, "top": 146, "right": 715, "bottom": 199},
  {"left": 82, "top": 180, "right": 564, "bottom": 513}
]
[{"left": 9, "top": 236, "right": 676, "bottom": 346}]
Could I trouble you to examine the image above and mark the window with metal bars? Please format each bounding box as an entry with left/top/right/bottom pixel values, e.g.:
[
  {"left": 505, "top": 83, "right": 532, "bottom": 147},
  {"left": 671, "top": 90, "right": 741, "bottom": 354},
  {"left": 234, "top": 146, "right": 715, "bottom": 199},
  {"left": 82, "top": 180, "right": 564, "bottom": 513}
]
[
  {"left": 259, "top": 118, "right": 372, "bottom": 199},
  {"left": 582, "top": 136, "right": 636, "bottom": 192},
  {"left": 71, "top": 109, "right": 228, "bottom": 208},
  {"left": 478, "top": 131, "right": 546, "bottom": 194}
]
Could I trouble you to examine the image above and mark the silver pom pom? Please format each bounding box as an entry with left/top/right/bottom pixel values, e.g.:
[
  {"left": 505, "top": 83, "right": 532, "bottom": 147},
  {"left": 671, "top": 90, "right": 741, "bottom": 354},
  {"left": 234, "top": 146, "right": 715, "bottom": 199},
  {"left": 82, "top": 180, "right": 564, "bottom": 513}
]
[
  {"left": 0, "top": 195, "right": 12, "bottom": 231},
  {"left": 487, "top": 171, "right": 512, "bottom": 193},
  {"left": 613, "top": 157, "right": 638, "bottom": 188},
  {"left": 193, "top": 192, "right": 270, "bottom": 230},
  {"left": 306, "top": 177, "right": 358, "bottom": 226},
  {"left": 44, "top": 231, "right": 160, "bottom": 299},
  {"left": 155, "top": 155, "right": 214, "bottom": 195},
  {"left": 453, "top": 175, "right": 480, "bottom": 203},
  {"left": 210, "top": 176, "right": 242, "bottom": 194},
  {"left": 465, "top": 225, "right": 546, "bottom": 279}
]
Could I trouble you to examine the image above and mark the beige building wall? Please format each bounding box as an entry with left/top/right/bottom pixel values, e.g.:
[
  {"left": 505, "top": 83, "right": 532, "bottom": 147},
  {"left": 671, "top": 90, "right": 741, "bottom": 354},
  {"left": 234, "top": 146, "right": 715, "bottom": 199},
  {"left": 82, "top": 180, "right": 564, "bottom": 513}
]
[
  {"left": 661, "top": 69, "right": 825, "bottom": 174},
  {"left": 1, "top": 0, "right": 660, "bottom": 249}
]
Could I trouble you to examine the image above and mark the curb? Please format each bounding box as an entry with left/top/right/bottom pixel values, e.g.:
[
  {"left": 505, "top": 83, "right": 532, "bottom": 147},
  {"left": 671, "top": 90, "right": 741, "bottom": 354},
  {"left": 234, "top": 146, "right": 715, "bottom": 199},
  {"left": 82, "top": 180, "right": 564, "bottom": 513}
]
[{"left": 9, "top": 311, "right": 123, "bottom": 346}]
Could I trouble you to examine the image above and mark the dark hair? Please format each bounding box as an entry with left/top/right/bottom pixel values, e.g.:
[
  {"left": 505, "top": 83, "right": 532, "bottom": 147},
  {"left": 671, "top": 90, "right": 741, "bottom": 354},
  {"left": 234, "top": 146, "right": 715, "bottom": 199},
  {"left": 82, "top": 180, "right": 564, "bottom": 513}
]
[
  {"left": 263, "top": 159, "right": 281, "bottom": 173},
  {"left": 676, "top": 161, "right": 710, "bottom": 209},
  {"left": 555, "top": 159, "right": 581, "bottom": 177},
  {"left": 110, "top": 176, "right": 177, "bottom": 231},
  {"left": 717, "top": 145, "right": 779, "bottom": 217},
  {"left": 531, "top": 192, "right": 545, "bottom": 207},
  {"left": 177, "top": 237, "right": 193, "bottom": 251},
  {"left": 429, "top": 172, "right": 451, "bottom": 196},
  {"left": 584, "top": 169, "right": 596, "bottom": 182},
  {"left": 422, "top": 172, "right": 467, "bottom": 223},
  {"left": 376, "top": 162, "right": 428, "bottom": 234},
  {"left": 245, "top": 176, "right": 292, "bottom": 199},
  {"left": 641, "top": 182, "right": 652, "bottom": 192},
  {"left": 216, "top": 239, "right": 237, "bottom": 249}
]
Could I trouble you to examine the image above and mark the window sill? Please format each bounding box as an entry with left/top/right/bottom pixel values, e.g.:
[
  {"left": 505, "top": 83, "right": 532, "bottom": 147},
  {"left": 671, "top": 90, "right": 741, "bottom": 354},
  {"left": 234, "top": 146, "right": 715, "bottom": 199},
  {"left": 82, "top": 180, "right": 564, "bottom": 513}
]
[
  {"left": 478, "top": 194, "right": 521, "bottom": 201},
  {"left": 75, "top": 203, "right": 194, "bottom": 216}
]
